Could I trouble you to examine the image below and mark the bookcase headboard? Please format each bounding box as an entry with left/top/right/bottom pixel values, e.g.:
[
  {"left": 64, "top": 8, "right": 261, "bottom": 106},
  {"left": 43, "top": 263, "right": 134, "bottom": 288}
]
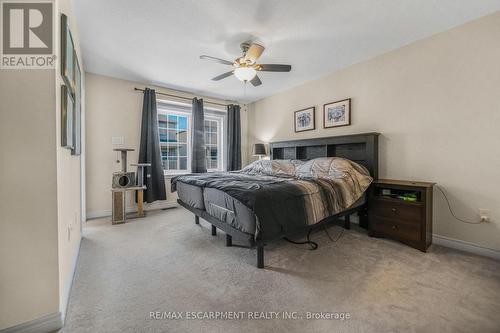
[{"left": 269, "top": 132, "right": 380, "bottom": 179}]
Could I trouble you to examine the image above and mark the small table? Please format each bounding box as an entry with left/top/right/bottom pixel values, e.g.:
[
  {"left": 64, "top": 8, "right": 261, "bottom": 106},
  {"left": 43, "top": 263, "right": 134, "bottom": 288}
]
[
  {"left": 111, "top": 186, "right": 147, "bottom": 224},
  {"left": 368, "top": 179, "right": 435, "bottom": 252}
]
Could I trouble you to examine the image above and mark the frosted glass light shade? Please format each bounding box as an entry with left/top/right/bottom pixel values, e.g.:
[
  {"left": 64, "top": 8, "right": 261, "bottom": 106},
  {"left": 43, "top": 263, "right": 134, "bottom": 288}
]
[{"left": 234, "top": 67, "right": 257, "bottom": 81}]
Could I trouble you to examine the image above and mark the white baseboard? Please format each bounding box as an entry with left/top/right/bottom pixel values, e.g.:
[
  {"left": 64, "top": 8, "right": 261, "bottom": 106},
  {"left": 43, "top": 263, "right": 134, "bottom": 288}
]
[
  {"left": 0, "top": 312, "right": 62, "bottom": 333},
  {"left": 433, "top": 234, "right": 500, "bottom": 260},
  {"left": 86, "top": 201, "right": 178, "bottom": 220}
]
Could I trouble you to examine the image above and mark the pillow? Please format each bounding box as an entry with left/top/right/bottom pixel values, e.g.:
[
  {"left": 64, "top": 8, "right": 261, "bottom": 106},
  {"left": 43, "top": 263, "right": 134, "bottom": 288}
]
[
  {"left": 295, "top": 157, "right": 371, "bottom": 180},
  {"left": 240, "top": 159, "right": 303, "bottom": 176}
]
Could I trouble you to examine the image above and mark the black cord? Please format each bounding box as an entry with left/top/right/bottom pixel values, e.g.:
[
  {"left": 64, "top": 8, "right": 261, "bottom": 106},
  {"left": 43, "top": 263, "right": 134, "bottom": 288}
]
[
  {"left": 283, "top": 229, "right": 318, "bottom": 250},
  {"left": 436, "top": 186, "right": 481, "bottom": 224}
]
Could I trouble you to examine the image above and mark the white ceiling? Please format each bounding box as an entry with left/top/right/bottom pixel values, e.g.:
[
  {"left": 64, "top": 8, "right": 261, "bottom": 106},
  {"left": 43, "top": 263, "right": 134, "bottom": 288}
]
[{"left": 74, "top": 0, "right": 500, "bottom": 103}]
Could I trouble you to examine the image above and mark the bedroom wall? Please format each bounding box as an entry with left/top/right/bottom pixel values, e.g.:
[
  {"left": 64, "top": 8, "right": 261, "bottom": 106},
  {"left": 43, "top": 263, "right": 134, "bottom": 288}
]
[
  {"left": 0, "top": 0, "right": 84, "bottom": 329},
  {"left": 0, "top": 70, "right": 60, "bottom": 330},
  {"left": 247, "top": 12, "right": 500, "bottom": 252},
  {"left": 84, "top": 73, "right": 248, "bottom": 218}
]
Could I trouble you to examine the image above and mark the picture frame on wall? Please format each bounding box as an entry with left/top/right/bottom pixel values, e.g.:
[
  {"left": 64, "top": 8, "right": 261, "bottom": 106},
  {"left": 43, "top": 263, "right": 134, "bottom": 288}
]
[
  {"left": 61, "top": 14, "right": 75, "bottom": 92},
  {"left": 323, "top": 98, "right": 351, "bottom": 128},
  {"left": 294, "top": 107, "right": 315, "bottom": 132},
  {"left": 72, "top": 53, "right": 82, "bottom": 156},
  {"left": 61, "top": 85, "right": 74, "bottom": 149}
]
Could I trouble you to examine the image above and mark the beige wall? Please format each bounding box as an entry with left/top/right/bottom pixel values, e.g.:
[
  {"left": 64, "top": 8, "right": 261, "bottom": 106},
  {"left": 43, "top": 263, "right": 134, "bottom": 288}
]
[
  {"left": 85, "top": 73, "right": 247, "bottom": 217},
  {"left": 0, "top": 0, "right": 84, "bottom": 329},
  {"left": 0, "top": 70, "right": 60, "bottom": 329},
  {"left": 247, "top": 12, "right": 500, "bottom": 251}
]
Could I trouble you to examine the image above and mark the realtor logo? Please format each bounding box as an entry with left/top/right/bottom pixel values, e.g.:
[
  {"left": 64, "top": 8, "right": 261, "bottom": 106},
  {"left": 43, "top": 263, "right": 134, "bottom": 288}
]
[{"left": 1, "top": 1, "right": 55, "bottom": 68}]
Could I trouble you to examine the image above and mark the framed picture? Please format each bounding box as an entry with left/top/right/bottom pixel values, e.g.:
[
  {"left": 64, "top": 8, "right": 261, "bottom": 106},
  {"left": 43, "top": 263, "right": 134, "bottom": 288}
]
[
  {"left": 61, "top": 14, "right": 75, "bottom": 92},
  {"left": 72, "top": 53, "right": 81, "bottom": 156},
  {"left": 323, "top": 98, "right": 351, "bottom": 128},
  {"left": 61, "top": 85, "right": 74, "bottom": 149},
  {"left": 294, "top": 107, "right": 315, "bottom": 132}
]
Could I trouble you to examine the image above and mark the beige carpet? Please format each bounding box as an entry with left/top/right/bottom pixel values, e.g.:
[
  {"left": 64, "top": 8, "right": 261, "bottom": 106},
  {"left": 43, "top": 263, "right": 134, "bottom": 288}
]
[{"left": 62, "top": 208, "right": 500, "bottom": 333}]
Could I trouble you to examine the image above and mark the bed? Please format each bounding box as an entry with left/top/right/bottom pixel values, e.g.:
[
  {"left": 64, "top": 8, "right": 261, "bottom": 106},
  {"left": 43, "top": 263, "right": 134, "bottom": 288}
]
[{"left": 172, "top": 133, "right": 379, "bottom": 268}]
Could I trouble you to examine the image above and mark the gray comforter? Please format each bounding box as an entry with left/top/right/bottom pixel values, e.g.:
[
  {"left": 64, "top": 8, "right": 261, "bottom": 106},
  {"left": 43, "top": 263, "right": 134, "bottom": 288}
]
[{"left": 172, "top": 158, "right": 372, "bottom": 241}]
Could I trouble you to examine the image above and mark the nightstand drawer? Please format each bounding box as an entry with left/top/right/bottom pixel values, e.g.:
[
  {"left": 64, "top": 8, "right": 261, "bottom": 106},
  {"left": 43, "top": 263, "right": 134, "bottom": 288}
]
[
  {"left": 370, "top": 198, "right": 422, "bottom": 223},
  {"left": 370, "top": 216, "right": 421, "bottom": 242}
]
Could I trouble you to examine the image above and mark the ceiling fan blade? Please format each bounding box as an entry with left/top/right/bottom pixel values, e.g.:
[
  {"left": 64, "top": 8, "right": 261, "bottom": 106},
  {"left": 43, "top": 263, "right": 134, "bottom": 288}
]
[
  {"left": 250, "top": 75, "right": 262, "bottom": 86},
  {"left": 257, "top": 64, "right": 292, "bottom": 72},
  {"left": 244, "top": 43, "right": 265, "bottom": 64},
  {"left": 212, "top": 71, "right": 234, "bottom": 81},
  {"left": 200, "top": 55, "right": 233, "bottom": 66}
]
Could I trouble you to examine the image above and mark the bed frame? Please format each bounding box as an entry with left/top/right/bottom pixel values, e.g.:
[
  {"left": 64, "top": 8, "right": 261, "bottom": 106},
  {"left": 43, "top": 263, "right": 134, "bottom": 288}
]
[{"left": 178, "top": 132, "right": 380, "bottom": 268}]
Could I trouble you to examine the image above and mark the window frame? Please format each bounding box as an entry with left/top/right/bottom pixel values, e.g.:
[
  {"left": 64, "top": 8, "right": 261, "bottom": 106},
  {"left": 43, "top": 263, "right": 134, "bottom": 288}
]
[{"left": 157, "top": 108, "right": 192, "bottom": 176}]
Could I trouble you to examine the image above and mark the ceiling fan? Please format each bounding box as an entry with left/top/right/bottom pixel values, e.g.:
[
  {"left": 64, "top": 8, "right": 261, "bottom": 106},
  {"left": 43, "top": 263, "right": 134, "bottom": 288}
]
[{"left": 200, "top": 42, "right": 292, "bottom": 86}]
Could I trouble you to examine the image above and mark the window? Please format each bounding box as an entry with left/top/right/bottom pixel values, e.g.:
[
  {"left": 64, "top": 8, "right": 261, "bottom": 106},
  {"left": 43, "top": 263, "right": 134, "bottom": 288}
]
[
  {"left": 158, "top": 103, "right": 224, "bottom": 174},
  {"left": 158, "top": 113, "right": 190, "bottom": 174},
  {"left": 204, "top": 116, "right": 223, "bottom": 171}
]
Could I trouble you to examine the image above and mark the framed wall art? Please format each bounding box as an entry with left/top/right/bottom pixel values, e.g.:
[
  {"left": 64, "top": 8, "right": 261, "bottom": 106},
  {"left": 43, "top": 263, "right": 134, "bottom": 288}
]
[
  {"left": 294, "top": 107, "right": 315, "bottom": 132},
  {"left": 61, "top": 14, "right": 75, "bottom": 91},
  {"left": 323, "top": 98, "right": 351, "bottom": 128},
  {"left": 72, "top": 53, "right": 82, "bottom": 155},
  {"left": 61, "top": 84, "right": 74, "bottom": 149}
]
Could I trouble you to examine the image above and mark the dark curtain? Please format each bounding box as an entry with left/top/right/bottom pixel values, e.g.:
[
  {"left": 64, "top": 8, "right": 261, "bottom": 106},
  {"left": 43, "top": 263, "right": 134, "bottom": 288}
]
[
  {"left": 138, "top": 88, "right": 166, "bottom": 203},
  {"left": 191, "top": 98, "right": 207, "bottom": 173},
  {"left": 226, "top": 104, "right": 241, "bottom": 171}
]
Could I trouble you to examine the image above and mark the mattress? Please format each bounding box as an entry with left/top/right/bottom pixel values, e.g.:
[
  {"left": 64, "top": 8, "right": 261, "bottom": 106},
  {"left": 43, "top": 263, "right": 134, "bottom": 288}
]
[
  {"left": 178, "top": 181, "right": 366, "bottom": 237},
  {"left": 176, "top": 181, "right": 205, "bottom": 210},
  {"left": 172, "top": 158, "right": 372, "bottom": 240}
]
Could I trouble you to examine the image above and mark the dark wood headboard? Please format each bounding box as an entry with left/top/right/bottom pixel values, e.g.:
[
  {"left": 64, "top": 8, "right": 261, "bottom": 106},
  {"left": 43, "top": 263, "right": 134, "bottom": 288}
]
[{"left": 269, "top": 132, "right": 380, "bottom": 179}]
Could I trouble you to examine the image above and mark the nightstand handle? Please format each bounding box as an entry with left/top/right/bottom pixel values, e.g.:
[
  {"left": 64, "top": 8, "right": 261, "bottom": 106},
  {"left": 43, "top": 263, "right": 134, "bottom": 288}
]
[
  {"left": 392, "top": 225, "right": 397, "bottom": 230},
  {"left": 391, "top": 208, "right": 397, "bottom": 213}
]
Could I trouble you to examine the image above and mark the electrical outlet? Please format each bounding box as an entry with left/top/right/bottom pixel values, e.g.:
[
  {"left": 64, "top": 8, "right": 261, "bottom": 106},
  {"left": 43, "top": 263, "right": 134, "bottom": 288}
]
[{"left": 479, "top": 209, "right": 490, "bottom": 222}]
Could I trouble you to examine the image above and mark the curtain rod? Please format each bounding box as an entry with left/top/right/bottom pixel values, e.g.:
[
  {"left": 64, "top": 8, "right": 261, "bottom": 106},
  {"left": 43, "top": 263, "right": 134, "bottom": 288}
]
[{"left": 134, "top": 87, "right": 232, "bottom": 108}]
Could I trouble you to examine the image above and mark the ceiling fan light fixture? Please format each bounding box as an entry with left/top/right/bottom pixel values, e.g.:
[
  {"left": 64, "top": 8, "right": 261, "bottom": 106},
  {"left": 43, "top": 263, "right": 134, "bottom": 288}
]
[
  {"left": 234, "top": 66, "right": 257, "bottom": 82},
  {"left": 201, "top": 42, "right": 291, "bottom": 86}
]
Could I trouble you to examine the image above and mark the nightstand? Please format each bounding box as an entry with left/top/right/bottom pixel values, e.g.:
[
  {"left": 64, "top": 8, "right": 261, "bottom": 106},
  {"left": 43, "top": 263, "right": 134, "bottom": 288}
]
[{"left": 368, "top": 179, "right": 435, "bottom": 252}]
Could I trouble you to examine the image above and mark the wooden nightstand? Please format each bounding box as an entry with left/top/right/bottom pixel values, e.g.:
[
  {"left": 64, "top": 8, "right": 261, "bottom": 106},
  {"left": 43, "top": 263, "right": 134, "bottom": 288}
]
[{"left": 368, "top": 179, "right": 435, "bottom": 252}]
